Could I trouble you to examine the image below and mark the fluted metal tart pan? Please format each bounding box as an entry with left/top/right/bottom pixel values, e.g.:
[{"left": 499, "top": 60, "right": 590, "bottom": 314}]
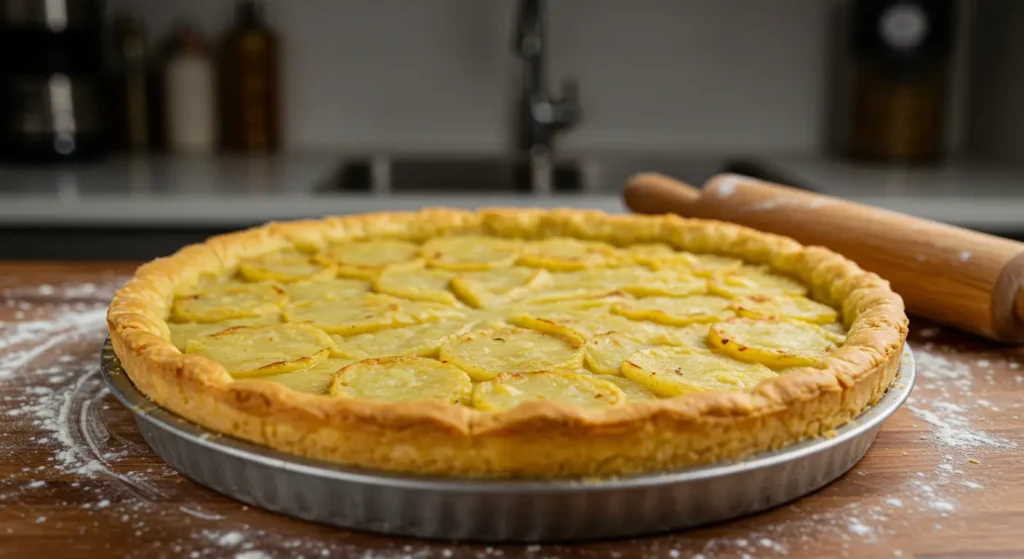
[{"left": 101, "top": 340, "right": 915, "bottom": 543}]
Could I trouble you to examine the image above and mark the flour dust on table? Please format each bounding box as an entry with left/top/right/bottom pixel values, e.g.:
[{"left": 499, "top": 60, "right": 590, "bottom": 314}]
[{"left": 0, "top": 280, "right": 1019, "bottom": 557}]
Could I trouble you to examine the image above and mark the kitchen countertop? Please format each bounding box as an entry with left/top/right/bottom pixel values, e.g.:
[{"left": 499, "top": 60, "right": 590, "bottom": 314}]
[
  {"left": 2, "top": 153, "right": 1024, "bottom": 232},
  {"left": 2, "top": 262, "right": 1024, "bottom": 558},
  {"left": 0, "top": 154, "right": 632, "bottom": 228},
  {"left": 747, "top": 154, "right": 1024, "bottom": 234}
]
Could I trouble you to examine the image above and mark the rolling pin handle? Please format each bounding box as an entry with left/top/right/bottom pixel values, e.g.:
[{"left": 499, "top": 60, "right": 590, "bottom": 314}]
[{"left": 624, "top": 172, "right": 703, "bottom": 217}]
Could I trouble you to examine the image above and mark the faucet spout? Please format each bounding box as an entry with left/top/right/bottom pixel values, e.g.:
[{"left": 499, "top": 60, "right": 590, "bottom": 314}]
[
  {"left": 512, "top": 0, "right": 580, "bottom": 155},
  {"left": 514, "top": 0, "right": 545, "bottom": 98}
]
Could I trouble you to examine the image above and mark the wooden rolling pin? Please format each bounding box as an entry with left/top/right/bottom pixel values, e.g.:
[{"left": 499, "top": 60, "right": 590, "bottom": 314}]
[{"left": 624, "top": 172, "right": 1024, "bottom": 343}]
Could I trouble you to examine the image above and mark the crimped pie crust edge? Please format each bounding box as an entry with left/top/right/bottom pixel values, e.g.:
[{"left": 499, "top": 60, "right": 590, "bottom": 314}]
[{"left": 106, "top": 208, "right": 908, "bottom": 478}]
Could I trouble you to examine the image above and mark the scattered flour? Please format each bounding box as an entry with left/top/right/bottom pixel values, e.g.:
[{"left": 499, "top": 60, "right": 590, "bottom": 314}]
[
  {"left": 179, "top": 505, "right": 224, "bottom": 521},
  {"left": 234, "top": 552, "right": 272, "bottom": 559},
  {"left": 212, "top": 531, "right": 246, "bottom": 547},
  {"left": 715, "top": 176, "right": 738, "bottom": 198},
  {"left": 0, "top": 307, "right": 108, "bottom": 381},
  {"left": 847, "top": 518, "right": 871, "bottom": 537},
  {"left": 931, "top": 500, "right": 956, "bottom": 512},
  {"left": 907, "top": 351, "right": 1016, "bottom": 451}
]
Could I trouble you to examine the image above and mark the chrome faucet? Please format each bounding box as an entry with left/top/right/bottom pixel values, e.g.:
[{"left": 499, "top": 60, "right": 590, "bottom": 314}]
[{"left": 513, "top": 0, "right": 581, "bottom": 156}]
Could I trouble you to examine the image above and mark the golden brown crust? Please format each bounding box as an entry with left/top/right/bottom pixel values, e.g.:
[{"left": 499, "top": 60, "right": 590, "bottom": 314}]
[{"left": 106, "top": 208, "right": 908, "bottom": 478}]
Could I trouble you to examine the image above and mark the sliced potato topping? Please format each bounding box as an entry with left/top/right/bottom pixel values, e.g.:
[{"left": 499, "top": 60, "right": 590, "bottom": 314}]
[
  {"left": 619, "top": 270, "right": 708, "bottom": 298},
  {"left": 621, "top": 347, "right": 777, "bottom": 397},
  {"left": 331, "top": 320, "right": 471, "bottom": 359},
  {"left": 375, "top": 264, "right": 458, "bottom": 305},
  {"left": 649, "top": 252, "right": 743, "bottom": 276},
  {"left": 709, "top": 265, "right": 807, "bottom": 298},
  {"left": 284, "top": 278, "right": 372, "bottom": 303},
  {"left": 611, "top": 295, "right": 734, "bottom": 325},
  {"left": 439, "top": 326, "right": 583, "bottom": 381},
  {"left": 265, "top": 358, "right": 354, "bottom": 394},
  {"left": 176, "top": 272, "right": 231, "bottom": 296},
  {"left": 167, "top": 233, "right": 844, "bottom": 408},
  {"left": 283, "top": 294, "right": 412, "bottom": 335},
  {"left": 625, "top": 242, "right": 680, "bottom": 266},
  {"left": 421, "top": 235, "right": 520, "bottom": 270},
  {"left": 329, "top": 357, "right": 472, "bottom": 404},
  {"left": 584, "top": 332, "right": 651, "bottom": 375},
  {"left": 172, "top": 282, "right": 286, "bottom": 323},
  {"left": 595, "top": 374, "right": 657, "bottom": 401},
  {"left": 510, "top": 309, "right": 655, "bottom": 341},
  {"left": 472, "top": 372, "right": 625, "bottom": 411},
  {"left": 504, "top": 314, "right": 586, "bottom": 347},
  {"left": 648, "top": 322, "right": 713, "bottom": 350},
  {"left": 820, "top": 321, "right": 849, "bottom": 342},
  {"left": 520, "top": 288, "right": 626, "bottom": 306},
  {"left": 708, "top": 317, "right": 837, "bottom": 367},
  {"left": 238, "top": 251, "right": 336, "bottom": 283},
  {"left": 520, "top": 292, "right": 633, "bottom": 311},
  {"left": 678, "top": 253, "right": 744, "bottom": 276},
  {"left": 536, "top": 266, "right": 704, "bottom": 299},
  {"left": 395, "top": 299, "right": 469, "bottom": 323},
  {"left": 547, "top": 267, "right": 653, "bottom": 290},
  {"left": 450, "top": 267, "right": 549, "bottom": 308},
  {"left": 185, "top": 324, "right": 335, "bottom": 377},
  {"left": 518, "top": 237, "right": 622, "bottom": 270},
  {"left": 731, "top": 294, "right": 838, "bottom": 324},
  {"left": 168, "top": 315, "right": 281, "bottom": 351},
  {"left": 316, "top": 239, "right": 420, "bottom": 278}
]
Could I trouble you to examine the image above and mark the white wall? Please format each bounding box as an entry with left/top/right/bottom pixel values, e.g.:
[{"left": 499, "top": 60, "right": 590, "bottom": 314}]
[{"left": 110, "top": 0, "right": 975, "bottom": 156}]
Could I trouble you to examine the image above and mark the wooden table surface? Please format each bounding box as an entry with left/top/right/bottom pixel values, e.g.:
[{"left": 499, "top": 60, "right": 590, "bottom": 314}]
[{"left": 1, "top": 262, "right": 1023, "bottom": 559}]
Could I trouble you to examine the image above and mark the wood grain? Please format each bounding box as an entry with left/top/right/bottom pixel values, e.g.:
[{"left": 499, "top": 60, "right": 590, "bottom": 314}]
[
  {"left": 2, "top": 262, "right": 1024, "bottom": 559},
  {"left": 625, "top": 172, "right": 1024, "bottom": 343}
]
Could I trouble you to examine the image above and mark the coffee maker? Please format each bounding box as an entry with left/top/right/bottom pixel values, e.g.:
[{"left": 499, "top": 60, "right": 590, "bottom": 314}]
[{"left": 0, "top": 0, "right": 108, "bottom": 162}]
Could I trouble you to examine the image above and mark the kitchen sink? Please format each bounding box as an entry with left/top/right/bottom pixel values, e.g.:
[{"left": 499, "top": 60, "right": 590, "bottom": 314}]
[
  {"left": 324, "top": 155, "right": 581, "bottom": 193},
  {"left": 319, "top": 153, "right": 744, "bottom": 195}
]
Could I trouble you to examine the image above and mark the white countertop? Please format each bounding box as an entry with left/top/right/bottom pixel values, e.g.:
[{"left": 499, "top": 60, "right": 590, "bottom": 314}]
[
  {"left": 0, "top": 192, "right": 628, "bottom": 227},
  {"left": 745, "top": 154, "right": 1024, "bottom": 233},
  {"left": 0, "top": 152, "right": 687, "bottom": 227},
  {"left": 2, "top": 152, "right": 1023, "bottom": 233}
]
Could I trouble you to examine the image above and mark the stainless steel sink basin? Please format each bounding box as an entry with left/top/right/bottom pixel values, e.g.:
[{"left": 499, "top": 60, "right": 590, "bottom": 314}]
[
  {"left": 326, "top": 155, "right": 583, "bottom": 193},
  {"left": 318, "top": 153, "right": 742, "bottom": 195}
]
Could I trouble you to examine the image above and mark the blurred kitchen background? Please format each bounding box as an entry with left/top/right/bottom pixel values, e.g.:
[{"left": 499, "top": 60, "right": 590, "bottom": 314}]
[{"left": 0, "top": 0, "right": 1021, "bottom": 259}]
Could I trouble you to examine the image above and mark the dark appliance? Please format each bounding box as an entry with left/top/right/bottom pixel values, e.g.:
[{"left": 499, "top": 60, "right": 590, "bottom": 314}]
[{"left": 0, "top": 0, "right": 108, "bottom": 162}]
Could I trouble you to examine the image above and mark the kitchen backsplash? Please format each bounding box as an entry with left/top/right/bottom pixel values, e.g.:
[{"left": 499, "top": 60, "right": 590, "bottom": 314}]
[{"left": 107, "top": 0, "right": 978, "bottom": 155}]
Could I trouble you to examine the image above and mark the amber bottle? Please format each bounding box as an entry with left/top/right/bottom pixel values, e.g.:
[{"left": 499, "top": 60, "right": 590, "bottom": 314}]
[{"left": 220, "top": 0, "right": 280, "bottom": 153}]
